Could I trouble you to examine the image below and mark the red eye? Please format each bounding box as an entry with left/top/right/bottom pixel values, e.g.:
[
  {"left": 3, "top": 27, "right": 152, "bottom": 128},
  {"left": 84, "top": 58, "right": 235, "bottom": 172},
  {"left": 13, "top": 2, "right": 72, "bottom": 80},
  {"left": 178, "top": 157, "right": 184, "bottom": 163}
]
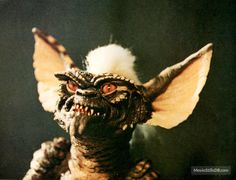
[
  {"left": 102, "top": 83, "right": 117, "bottom": 94},
  {"left": 67, "top": 80, "right": 78, "bottom": 93}
]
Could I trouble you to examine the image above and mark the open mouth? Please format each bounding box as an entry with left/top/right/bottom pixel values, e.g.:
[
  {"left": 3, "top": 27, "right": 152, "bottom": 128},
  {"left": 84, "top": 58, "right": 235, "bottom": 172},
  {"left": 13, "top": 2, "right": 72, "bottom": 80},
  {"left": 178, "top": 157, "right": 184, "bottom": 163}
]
[{"left": 73, "top": 103, "right": 103, "bottom": 116}]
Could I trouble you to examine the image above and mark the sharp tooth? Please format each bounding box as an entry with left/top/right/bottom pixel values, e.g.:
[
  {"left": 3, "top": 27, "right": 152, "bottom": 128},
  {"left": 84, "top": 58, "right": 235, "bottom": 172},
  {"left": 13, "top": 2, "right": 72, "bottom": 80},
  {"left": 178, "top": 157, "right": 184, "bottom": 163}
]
[
  {"left": 88, "top": 112, "right": 91, "bottom": 116},
  {"left": 130, "top": 80, "right": 135, "bottom": 84},
  {"left": 91, "top": 109, "right": 94, "bottom": 115},
  {"left": 122, "top": 124, "right": 128, "bottom": 131},
  {"left": 85, "top": 107, "right": 88, "bottom": 111},
  {"left": 120, "top": 95, "right": 125, "bottom": 99},
  {"left": 97, "top": 112, "right": 100, "bottom": 116},
  {"left": 130, "top": 124, "right": 134, "bottom": 128},
  {"left": 80, "top": 106, "right": 83, "bottom": 109}
]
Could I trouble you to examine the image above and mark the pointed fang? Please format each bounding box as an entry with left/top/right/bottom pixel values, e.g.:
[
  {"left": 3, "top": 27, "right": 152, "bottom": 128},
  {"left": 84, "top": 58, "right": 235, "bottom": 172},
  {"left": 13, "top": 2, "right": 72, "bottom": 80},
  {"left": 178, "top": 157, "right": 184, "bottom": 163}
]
[
  {"left": 122, "top": 124, "right": 128, "bottom": 131},
  {"left": 91, "top": 109, "right": 94, "bottom": 115}
]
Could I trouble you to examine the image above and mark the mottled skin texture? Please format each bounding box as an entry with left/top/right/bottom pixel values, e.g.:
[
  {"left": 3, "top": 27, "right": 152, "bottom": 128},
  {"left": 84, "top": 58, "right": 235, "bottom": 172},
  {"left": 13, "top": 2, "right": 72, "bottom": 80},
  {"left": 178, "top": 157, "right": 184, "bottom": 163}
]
[
  {"left": 24, "top": 28, "right": 212, "bottom": 179},
  {"left": 24, "top": 69, "right": 159, "bottom": 179}
]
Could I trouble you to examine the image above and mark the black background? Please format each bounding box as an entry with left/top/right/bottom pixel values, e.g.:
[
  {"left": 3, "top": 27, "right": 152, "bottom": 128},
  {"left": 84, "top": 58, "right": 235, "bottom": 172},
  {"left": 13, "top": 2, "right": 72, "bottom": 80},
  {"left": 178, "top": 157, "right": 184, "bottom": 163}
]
[{"left": 0, "top": 0, "right": 235, "bottom": 179}]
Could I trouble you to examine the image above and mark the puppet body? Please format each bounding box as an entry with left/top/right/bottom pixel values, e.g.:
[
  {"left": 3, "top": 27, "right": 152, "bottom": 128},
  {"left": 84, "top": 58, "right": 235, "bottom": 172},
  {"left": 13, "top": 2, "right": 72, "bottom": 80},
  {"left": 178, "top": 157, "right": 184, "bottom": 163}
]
[{"left": 24, "top": 28, "right": 212, "bottom": 179}]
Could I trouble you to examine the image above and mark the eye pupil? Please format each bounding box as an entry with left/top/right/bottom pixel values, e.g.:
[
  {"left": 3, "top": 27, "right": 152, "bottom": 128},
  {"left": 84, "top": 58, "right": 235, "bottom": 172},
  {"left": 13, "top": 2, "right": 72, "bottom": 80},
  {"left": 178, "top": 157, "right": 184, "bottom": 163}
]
[
  {"left": 102, "top": 83, "right": 116, "bottom": 94},
  {"left": 67, "top": 80, "right": 78, "bottom": 93}
]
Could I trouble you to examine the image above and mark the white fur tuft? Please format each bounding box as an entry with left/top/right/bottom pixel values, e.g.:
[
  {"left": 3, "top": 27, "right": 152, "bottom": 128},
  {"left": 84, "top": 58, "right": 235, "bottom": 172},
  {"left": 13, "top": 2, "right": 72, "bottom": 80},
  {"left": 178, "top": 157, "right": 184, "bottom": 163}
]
[{"left": 85, "top": 44, "right": 140, "bottom": 84}]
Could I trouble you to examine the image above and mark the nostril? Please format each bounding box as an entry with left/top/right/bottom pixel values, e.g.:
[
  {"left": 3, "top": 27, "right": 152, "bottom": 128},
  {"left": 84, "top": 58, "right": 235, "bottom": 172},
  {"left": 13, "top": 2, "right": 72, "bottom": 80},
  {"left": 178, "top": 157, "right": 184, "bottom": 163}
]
[{"left": 76, "top": 90, "right": 80, "bottom": 95}]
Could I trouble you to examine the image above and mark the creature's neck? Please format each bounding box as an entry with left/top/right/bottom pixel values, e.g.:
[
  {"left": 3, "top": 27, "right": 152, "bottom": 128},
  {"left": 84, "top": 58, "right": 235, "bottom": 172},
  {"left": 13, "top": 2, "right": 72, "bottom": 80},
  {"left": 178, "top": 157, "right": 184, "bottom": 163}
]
[{"left": 69, "top": 132, "right": 133, "bottom": 179}]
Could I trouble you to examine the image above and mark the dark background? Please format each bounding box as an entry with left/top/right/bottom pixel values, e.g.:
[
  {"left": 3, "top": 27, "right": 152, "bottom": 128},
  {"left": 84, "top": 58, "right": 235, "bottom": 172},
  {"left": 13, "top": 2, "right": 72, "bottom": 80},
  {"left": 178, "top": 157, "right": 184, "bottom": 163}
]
[{"left": 0, "top": 0, "right": 235, "bottom": 179}]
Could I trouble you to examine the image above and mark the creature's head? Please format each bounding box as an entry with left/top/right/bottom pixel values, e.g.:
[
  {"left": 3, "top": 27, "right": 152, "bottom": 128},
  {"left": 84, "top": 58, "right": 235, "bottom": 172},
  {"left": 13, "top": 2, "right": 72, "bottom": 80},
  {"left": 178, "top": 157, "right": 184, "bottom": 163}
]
[
  {"left": 53, "top": 69, "right": 151, "bottom": 138},
  {"left": 32, "top": 28, "right": 213, "bottom": 140}
]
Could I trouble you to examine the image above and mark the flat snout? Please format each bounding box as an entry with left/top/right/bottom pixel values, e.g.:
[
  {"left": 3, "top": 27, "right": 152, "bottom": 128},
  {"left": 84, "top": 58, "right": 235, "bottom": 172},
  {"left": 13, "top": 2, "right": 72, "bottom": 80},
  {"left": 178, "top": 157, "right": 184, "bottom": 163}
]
[{"left": 76, "top": 88, "right": 97, "bottom": 97}]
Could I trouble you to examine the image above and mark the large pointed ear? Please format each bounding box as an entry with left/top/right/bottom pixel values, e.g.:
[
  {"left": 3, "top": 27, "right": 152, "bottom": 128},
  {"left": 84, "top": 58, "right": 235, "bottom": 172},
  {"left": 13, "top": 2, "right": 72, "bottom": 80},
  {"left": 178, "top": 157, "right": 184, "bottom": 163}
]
[
  {"left": 143, "top": 43, "right": 213, "bottom": 129},
  {"left": 32, "top": 28, "right": 77, "bottom": 112}
]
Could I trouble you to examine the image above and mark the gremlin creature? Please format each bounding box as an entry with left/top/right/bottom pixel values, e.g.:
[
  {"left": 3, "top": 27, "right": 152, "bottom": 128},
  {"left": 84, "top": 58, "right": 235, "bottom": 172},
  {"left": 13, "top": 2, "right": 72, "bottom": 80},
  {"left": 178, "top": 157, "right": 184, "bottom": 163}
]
[{"left": 24, "top": 28, "right": 213, "bottom": 180}]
